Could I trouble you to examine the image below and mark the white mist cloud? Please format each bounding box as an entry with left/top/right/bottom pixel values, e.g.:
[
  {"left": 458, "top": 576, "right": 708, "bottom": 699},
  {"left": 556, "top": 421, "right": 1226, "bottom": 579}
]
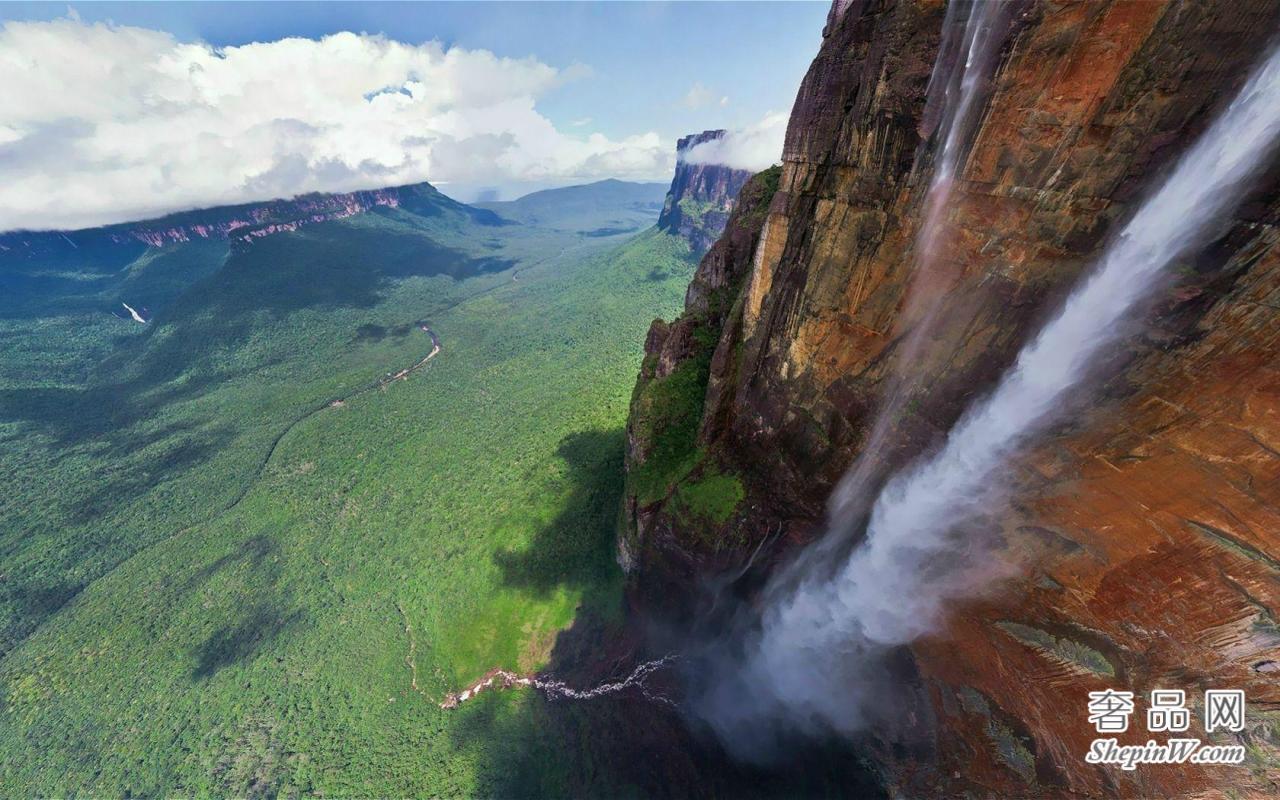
[
  {"left": 0, "top": 15, "right": 673, "bottom": 231},
  {"left": 681, "top": 111, "right": 787, "bottom": 172}
]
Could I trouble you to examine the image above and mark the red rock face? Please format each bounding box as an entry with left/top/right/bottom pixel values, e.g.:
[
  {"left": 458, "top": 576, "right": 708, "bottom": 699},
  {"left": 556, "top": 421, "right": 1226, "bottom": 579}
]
[
  {"left": 623, "top": 0, "right": 1280, "bottom": 795},
  {"left": 657, "top": 130, "right": 754, "bottom": 254},
  {"left": 118, "top": 188, "right": 404, "bottom": 246},
  {"left": 0, "top": 184, "right": 478, "bottom": 257}
]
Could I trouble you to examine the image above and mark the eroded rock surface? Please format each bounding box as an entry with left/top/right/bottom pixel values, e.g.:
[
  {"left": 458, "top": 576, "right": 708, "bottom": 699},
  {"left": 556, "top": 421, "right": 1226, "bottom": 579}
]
[{"left": 622, "top": 1, "right": 1280, "bottom": 796}]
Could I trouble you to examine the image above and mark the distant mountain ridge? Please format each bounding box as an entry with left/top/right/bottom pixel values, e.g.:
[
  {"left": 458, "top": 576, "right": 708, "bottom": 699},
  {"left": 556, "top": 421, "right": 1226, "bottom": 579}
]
[
  {"left": 0, "top": 182, "right": 504, "bottom": 257},
  {"left": 656, "top": 130, "right": 752, "bottom": 253},
  {"left": 477, "top": 179, "right": 666, "bottom": 235}
]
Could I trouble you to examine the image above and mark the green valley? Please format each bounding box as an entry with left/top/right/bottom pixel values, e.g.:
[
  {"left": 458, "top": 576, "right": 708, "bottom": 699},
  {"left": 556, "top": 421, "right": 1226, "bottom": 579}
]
[{"left": 0, "top": 184, "right": 696, "bottom": 796}]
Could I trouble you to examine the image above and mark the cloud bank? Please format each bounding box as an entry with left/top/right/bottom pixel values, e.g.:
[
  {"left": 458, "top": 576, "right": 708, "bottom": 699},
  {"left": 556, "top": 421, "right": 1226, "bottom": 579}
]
[
  {"left": 0, "top": 15, "right": 673, "bottom": 231},
  {"left": 681, "top": 112, "right": 787, "bottom": 172}
]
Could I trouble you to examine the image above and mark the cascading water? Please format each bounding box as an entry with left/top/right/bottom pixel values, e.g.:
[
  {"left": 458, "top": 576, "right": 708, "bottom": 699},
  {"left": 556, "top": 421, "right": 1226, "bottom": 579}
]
[
  {"left": 821, "top": 0, "right": 1013, "bottom": 546},
  {"left": 694, "top": 41, "right": 1280, "bottom": 758},
  {"left": 915, "top": 0, "right": 1010, "bottom": 264},
  {"left": 441, "top": 655, "right": 679, "bottom": 709}
]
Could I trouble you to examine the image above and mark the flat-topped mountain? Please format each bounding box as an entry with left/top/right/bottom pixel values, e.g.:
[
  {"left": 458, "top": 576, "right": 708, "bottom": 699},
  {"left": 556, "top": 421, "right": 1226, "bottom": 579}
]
[
  {"left": 0, "top": 182, "right": 504, "bottom": 259},
  {"left": 656, "top": 130, "right": 752, "bottom": 254}
]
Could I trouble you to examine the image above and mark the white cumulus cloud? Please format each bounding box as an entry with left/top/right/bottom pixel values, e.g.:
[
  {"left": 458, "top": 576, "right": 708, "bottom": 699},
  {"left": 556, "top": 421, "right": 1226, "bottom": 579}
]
[
  {"left": 681, "top": 111, "right": 788, "bottom": 172},
  {"left": 0, "top": 15, "right": 674, "bottom": 231}
]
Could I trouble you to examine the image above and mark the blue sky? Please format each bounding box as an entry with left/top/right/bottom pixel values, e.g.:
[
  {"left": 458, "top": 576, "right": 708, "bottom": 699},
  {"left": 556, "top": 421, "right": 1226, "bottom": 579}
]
[
  {"left": 3, "top": 2, "right": 828, "bottom": 141},
  {"left": 0, "top": 2, "right": 828, "bottom": 229}
]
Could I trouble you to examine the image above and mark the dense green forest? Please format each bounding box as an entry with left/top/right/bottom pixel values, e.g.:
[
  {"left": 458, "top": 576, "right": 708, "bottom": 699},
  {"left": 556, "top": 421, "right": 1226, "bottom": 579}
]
[{"left": 0, "top": 182, "right": 693, "bottom": 796}]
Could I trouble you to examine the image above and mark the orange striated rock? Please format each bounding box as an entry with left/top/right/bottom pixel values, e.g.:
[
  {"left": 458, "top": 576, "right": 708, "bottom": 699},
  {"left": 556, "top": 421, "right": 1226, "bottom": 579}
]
[
  {"left": 904, "top": 241, "right": 1280, "bottom": 797},
  {"left": 623, "top": 0, "right": 1280, "bottom": 795}
]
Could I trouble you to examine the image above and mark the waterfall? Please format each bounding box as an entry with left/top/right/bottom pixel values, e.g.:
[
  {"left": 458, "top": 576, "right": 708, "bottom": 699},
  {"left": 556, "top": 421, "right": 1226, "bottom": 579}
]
[
  {"left": 820, "top": 0, "right": 1012, "bottom": 549},
  {"left": 695, "top": 41, "right": 1280, "bottom": 756},
  {"left": 916, "top": 0, "right": 1009, "bottom": 261},
  {"left": 121, "top": 302, "right": 147, "bottom": 324}
]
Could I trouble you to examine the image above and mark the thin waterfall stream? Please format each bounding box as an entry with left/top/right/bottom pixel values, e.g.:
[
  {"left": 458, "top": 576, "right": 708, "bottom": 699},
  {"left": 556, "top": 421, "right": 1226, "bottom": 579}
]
[{"left": 822, "top": 0, "right": 1013, "bottom": 549}]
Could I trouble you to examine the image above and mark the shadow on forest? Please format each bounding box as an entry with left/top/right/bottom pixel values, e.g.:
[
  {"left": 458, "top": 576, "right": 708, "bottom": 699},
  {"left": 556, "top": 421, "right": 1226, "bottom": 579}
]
[
  {"left": 0, "top": 579, "right": 86, "bottom": 658},
  {"left": 492, "top": 428, "right": 626, "bottom": 601},
  {"left": 0, "top": 216, "right": 518, "bottom": 684},
  {"left": 0, "top": 222, "right": 514, "bottom": 444},
  {"left": 0, "top": 217, "right": 516, "bottom": 445},
  {"left": 179, "top": 534, "right": 278, "bottom": 594},
  {"left": 68, "top": 423, "right": 237, "bottom": 525},
  {"left": 0, "top": 218, "right": 521, "bottom": 509},
  {"left": 185, "top": 534, "right": 305, "bottom": 681},
  {"left": 455, "top": 428, "right": 887, "bottom": 799},
  {"left": 191, "top": 601, "right": 304, "bottom": 680}
]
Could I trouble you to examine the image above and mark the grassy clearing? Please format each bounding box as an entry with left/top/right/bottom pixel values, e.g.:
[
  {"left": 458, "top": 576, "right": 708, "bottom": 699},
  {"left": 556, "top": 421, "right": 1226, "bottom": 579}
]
[
  {"left": 673, "top": 468, "right": 745, "bottom": 526},
  {"left": 0, "top": 191, "right": 694, "bottom": 795}
]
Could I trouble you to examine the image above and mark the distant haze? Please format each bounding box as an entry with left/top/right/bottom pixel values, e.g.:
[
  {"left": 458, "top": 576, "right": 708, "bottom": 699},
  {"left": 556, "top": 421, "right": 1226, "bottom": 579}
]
[{"left": 0, "top": 15, "right": 662, "bottom": 231}]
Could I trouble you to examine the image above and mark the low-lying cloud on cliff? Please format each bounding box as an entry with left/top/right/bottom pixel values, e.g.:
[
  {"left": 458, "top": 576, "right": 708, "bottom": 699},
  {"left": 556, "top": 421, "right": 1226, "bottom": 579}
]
[
  {"left": 681, "top": 112, "right": 787, "bottom": 172},
  {"left": 0, "top": 14, "right": 674, "bottom": 231}
]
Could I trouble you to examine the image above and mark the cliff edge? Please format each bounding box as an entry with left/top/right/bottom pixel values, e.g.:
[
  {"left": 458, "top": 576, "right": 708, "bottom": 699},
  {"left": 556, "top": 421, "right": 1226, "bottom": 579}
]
[{"left": 622, "top": 1, "right": 1280, "bottom": 796}]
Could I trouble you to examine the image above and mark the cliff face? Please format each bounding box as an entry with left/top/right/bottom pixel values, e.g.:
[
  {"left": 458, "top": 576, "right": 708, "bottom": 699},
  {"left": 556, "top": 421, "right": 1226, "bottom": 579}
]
[
  {"left": 621, "top": 166, "right": 779, "bottom": 583},
  {"left": 657, "top": 131, "right": 754, "bottom": 254},
  {"left": 117, "top": 187, "right": 408, "bottom": 247},
  {"left": 623, "top": 1, "right": 1280, "bottom": 796}
]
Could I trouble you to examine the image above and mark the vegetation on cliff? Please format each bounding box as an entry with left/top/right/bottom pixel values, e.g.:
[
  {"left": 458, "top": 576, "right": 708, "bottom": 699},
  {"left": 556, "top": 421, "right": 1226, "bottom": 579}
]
[{"left": 621, "top": 166, "right": 779, "bottom": 559}]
